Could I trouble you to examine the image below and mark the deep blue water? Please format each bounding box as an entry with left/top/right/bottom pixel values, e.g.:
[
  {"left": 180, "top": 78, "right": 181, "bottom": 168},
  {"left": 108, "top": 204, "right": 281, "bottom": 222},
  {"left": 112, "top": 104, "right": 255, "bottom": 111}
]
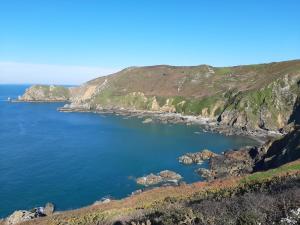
[{"left": 0, "top": 85, "right": 258, "bottom": 217}]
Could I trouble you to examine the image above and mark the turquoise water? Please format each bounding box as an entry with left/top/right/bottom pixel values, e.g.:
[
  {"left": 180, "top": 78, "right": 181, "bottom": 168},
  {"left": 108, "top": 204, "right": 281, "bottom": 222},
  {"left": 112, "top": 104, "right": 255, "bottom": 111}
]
[{"left": 0, "top": 85, "right": 258, "bottom": 217}]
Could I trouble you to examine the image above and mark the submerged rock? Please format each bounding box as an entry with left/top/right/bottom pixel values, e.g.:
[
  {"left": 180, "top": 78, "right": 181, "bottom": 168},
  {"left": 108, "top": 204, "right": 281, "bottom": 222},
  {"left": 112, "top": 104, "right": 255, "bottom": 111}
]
[
  {"left": 179, "top": 149, "right": 218, "bottom": 165},
  {"left": 93, "top": 197, "right": 111, "bottom": 206},
  {"left": 136, "top": 170, "right": 182, "bottom": 186},
  {"left": 142, "top": 118, "right": 153, "bottom": 124}
]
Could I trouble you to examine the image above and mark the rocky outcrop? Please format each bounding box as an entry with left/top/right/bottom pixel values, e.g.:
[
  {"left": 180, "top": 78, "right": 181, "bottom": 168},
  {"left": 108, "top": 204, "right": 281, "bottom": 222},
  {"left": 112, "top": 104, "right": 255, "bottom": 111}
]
[
  {"left": 208, "top": 147, "right": 255, "bottom": 180},
  {"left": 136, "top": 170, "right": 182, "bottom": 186},
  {"left": 179, "top": 149, "right": 218, "bottom": 165},
  {"left": 5, "top": 203, "right": 55, "bottom": 225},
  {"left": 195, "top": 125, "right": 300, "bottom": 180},
  {"left": 18, "top": 85, "right": 70, "bottom": 102},
  {"left": 5, "top": 210, "right": 37, "bottom": 225},
  {"left": 254, "top": 125, "right": 300, "bottom": 171}
]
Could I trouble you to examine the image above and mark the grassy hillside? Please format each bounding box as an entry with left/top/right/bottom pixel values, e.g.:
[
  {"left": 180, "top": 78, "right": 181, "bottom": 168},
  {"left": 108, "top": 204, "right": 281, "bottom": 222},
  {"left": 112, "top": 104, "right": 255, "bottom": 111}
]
[{"left": 64, "top": 60, "right": 300, "bottom": 131}]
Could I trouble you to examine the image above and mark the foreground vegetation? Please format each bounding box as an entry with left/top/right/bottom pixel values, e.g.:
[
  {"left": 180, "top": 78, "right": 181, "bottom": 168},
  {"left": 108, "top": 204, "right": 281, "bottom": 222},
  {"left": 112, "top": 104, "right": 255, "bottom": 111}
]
[{"left": 4, "top": 160, "right": 297, "bottom": 225}]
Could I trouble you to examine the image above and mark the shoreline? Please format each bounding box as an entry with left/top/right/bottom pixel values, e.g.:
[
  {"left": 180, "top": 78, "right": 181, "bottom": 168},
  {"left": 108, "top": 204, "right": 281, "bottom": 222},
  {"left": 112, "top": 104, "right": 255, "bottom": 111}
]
[
  {"left": 1, "top": 100, "right": 292, "bottom": 223},
  {"left": 58, "top": 106, "right": 281, "bottom": 143}
]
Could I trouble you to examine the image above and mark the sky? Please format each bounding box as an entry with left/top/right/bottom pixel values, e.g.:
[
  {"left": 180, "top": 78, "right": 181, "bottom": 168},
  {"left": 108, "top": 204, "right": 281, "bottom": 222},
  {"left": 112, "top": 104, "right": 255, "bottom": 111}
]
[{"left": 0, "top": 0, "right": 299, "bottom": 84}]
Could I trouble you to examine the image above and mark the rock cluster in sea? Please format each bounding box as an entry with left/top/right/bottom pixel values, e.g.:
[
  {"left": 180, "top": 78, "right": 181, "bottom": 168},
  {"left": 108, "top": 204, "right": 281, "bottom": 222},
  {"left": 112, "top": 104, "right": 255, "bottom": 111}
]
[
  {"left": 178, "top": 149, "right": 218, "bottom": 165},
  {"left": 136, "top": 170, "right": 182, "bottom": 186}
]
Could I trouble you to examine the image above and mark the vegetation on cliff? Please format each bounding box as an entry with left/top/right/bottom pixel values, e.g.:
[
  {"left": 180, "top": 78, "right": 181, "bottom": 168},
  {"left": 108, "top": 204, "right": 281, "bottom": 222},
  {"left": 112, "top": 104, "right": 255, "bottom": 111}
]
[
  {"left": 20, "top": 60, "right": 300, "bottom": 132},
  {"left": 6, "top": 161, "right": 298, "bottom": 225},
  {"left": 18, "top": 85, "right": 70, "bottom": 102}
]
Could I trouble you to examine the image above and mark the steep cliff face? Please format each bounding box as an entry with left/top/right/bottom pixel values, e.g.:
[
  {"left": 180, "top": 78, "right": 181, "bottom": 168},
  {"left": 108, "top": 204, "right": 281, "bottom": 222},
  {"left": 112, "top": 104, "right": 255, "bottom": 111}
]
[
  {"left": 254, "top": 125, "right": 300, "bottom": 170},
  {"left": 19, "top": 60, "right": 300, "bottom": 132},
  {"left": 18, "top": 85, "right": 70, "bottom": 102}
]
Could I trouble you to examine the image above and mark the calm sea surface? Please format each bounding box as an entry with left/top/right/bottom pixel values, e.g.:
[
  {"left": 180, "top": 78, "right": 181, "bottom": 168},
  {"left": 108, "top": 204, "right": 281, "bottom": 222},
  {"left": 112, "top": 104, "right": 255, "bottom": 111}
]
[{"left": 0, "top": 85, "right": 258, "bottom": 217}]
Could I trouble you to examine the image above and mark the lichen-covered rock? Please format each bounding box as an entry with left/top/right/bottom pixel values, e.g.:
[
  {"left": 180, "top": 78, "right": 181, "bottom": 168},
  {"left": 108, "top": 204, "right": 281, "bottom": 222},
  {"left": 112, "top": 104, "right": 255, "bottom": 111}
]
[
  {"left": 136, "top": 174, "right": 163, "bottom": 186},
  {"left": 158, "top": 170, "right": 182, "bottom": 180},
  {"left": 5, "top": 210, "right": 36, "bottom": 225}
]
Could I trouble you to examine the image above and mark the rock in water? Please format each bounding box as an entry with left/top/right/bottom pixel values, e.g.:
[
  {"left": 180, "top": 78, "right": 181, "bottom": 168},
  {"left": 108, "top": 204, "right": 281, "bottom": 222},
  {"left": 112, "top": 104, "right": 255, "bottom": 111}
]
[
  {"left": 136, "top": 170, "right": 182, "bottom": 186},
  {"left": 142, "top": 118, "right": 153, "bottom": 124},
  {"left": 159, "top": 170, "right": 182, "bottom": 180},
  {"left": 179, "top": 149, "right": 218, "bottom": 164},
  {"left": 136, "top": 173, "right": 163, "bottom": 186},
  {"left": 178, "top": 155, "right": 193, "bottom": 164}
]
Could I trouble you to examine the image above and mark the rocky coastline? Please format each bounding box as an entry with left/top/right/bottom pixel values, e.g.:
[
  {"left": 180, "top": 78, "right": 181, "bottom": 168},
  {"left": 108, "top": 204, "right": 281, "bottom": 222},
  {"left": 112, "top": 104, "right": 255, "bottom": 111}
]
[{"left": 58, "top": 105, "right": 281, "bottom": 143}]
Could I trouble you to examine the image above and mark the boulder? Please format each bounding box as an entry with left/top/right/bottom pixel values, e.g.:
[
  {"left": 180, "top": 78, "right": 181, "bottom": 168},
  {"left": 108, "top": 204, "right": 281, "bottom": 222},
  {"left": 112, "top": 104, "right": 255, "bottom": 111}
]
[
  {"left": 44, "top": 202, "right": 55, "bottom": 216},
  {"left": 5, "top": 210, "right": 36, "bottom": 225},
  {"left": 178, "top": 155, "right": 193, "bottom": 164},
  {"left": 195, "top": 168, "right": 214, "bottom": 181}
]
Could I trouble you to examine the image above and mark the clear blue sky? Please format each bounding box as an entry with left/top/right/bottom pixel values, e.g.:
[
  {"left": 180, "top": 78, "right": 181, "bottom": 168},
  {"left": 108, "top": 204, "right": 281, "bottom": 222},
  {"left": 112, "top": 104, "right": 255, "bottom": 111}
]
[{"left": 0, "top": 0, "right": 299, "bottom": 84}]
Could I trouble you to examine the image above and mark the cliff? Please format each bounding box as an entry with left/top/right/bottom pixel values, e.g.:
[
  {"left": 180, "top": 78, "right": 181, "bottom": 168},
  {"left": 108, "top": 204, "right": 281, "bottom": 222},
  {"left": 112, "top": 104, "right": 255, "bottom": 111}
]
[
  {"left": 19, "top": 60, "right": 300, "bottom": 133},
  {"left": 18, "top": 85, "right": 70, "bottom": 102}
]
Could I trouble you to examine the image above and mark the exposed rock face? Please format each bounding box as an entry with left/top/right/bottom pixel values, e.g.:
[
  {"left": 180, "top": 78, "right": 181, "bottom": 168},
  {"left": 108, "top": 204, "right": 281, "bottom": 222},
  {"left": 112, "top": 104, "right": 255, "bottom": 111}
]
[
  {"left": 4, "top": 203, "right": 55, "bottom": 225},
  {"left": 208, "top": 147, "right": 255, "bottom": 179},
  {"left": 136, "top": 170, "right": 182, "bottom": 186},
  {"left": 18, "top": 85, "right": 70, "bottom": 102},
  {"left": 254, "top": 125, "right": 300, "bottom": 171},
  {"left": 179, "top": 149, "right": 218, "bottom": 165},
  {"left": 195, "top": 125, "right": 300, "bottom": 180},
  {"left": 5, "top": 210, "right": 36, "bottom": 225}
]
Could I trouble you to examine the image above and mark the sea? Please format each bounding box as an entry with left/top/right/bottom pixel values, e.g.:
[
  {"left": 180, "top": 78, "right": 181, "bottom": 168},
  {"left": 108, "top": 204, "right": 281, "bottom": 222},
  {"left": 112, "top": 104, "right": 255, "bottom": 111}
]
[{"left": 0, "top": 84, "right": 258, "bottom": 217}]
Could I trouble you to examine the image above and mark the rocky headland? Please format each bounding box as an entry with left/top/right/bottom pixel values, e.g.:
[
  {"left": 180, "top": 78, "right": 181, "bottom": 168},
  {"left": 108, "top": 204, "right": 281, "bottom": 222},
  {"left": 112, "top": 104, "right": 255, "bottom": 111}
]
[
  {"left": 16, "top": 85, "right": 70, "bottom": 102},
  {"left": 17, "top": 60, "right": 300, "bottom": 139}
]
